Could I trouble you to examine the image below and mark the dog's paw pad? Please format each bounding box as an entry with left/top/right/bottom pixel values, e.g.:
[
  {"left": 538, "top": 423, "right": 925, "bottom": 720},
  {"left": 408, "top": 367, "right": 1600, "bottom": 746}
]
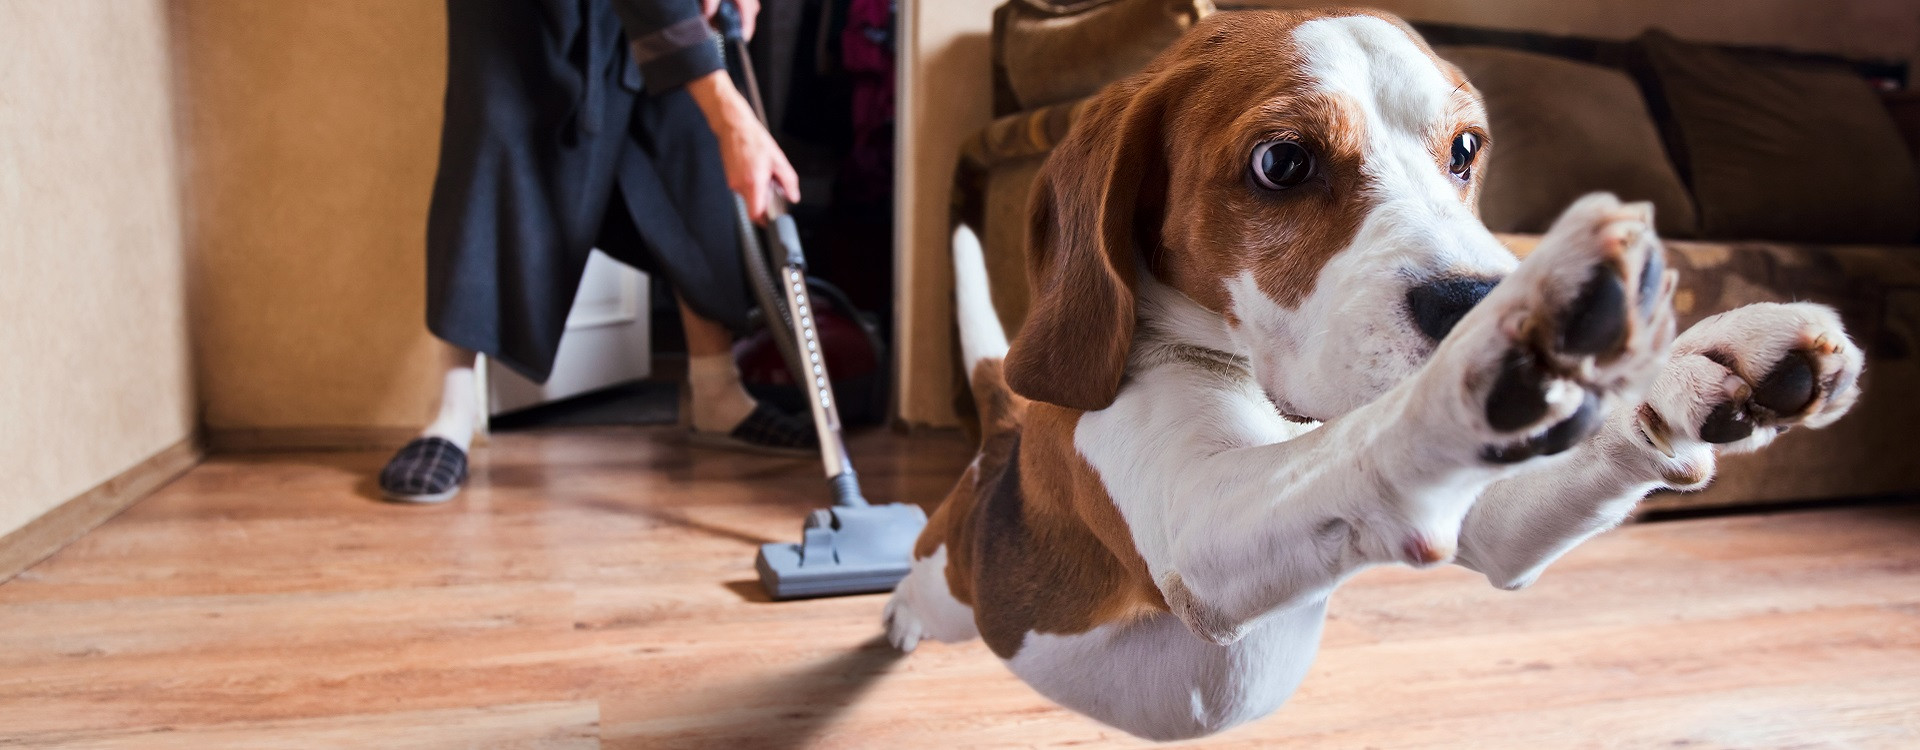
[
  {"left": 1642, "top": 302, "right": 1864, "bottom": 458},
  {"left": 1697, "top": 398, "right": 1755, "bottom": 444},
  {"left": 1483, "top": 390, "right": 1602, "bottom": 463},
  {"left": 1485, "top": 350, "right": 1552, "bottom": 432},
  {"left": 1559, "top": 266, "right": 1629, "bottom": 356},
  {"left": 1468, "top": 194, "right": 1675, "bottom": 461},
  {"left": 1751, "top": 350, "right": 1817, "bottom": 417}
]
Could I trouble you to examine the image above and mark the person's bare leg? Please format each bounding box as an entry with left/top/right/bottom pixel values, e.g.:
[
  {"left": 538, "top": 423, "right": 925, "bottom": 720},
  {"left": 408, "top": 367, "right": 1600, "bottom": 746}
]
[{"left": 679, "top": 297, "right": 758, "bottom": 434}]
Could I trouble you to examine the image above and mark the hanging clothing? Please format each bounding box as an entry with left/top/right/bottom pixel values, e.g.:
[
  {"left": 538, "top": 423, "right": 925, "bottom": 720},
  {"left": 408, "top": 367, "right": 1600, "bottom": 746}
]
[
  {"left": 838, "top": 0, "right": 895, "bottom": 205},
  {"left": 426, "top": 0, "right": 749, "bottom": 383}
]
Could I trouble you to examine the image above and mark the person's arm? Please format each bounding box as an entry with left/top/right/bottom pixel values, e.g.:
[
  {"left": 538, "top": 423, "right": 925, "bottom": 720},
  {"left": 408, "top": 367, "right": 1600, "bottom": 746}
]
[
  {"left": 686, "top": 69, "right": 800, "bottom": 223},
  {"left": 612, "top": 0, "right": 794, "bottom": 222}
]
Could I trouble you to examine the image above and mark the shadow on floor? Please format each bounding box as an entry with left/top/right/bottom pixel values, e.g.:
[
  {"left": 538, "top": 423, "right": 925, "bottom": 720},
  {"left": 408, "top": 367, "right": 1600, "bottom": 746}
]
[
  {"left": 723, "top": 579, "right": 778, "bottom": 603},
  {"left": 625, "top": 635, "right": 905, "bottom": 750},
  {"left": 570, "top": 496, "right": 782, "bottom": 547}
]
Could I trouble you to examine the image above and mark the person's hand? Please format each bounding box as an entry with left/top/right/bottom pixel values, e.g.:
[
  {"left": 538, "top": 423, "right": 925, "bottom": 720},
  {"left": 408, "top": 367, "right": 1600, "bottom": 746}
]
[
  {"left": 701, "top": 0, "right": 758, "bottom": 41},
  {"left": 687, "top": 70, "right": 799, "bottom": 224}
]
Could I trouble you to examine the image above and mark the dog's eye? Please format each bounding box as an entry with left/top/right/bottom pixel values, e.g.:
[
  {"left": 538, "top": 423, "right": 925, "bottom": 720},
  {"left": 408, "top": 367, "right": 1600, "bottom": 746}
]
[
  {"left": 1251, "top": 141, "right": 1313, "bottom": 190},
  {"left": 1449, "top": 132, "right": 1480, "bottom": 177}
]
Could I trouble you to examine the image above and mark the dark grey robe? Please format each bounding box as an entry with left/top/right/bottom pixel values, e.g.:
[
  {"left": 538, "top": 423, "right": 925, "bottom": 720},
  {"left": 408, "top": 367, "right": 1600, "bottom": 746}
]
[{"left": 426, "top": 0, "right": 748, "bottom": 383}]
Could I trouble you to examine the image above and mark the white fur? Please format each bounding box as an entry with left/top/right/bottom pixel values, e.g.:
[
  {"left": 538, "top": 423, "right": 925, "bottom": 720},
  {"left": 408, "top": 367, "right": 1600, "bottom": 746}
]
[
  {"left": 889, "top": 16, "right": 1866, "bottom": 742},
  {"left": 885, "top": 545, "right": 977, "bottom": 652},
  {"left": 1008, "top": 597, "right": 1327, "bottom": 741},
  {"left": 951, "top": 224, "right": 1009, "bottom": 374}
]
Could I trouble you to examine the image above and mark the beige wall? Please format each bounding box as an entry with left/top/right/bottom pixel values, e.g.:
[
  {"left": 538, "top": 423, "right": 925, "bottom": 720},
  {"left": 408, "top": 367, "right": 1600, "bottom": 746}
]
[
  {"left": 894, "top": 0, "right": 1920, "bottom": 427},
  {"left": 0, "top": 1, "right": 197, "bottom": 537},
  {"left": 174, "top": 0, "right": 449, "bottom": 435},
  {"left": 895, "top": 0, "right": 1000, "bottom": 428}
]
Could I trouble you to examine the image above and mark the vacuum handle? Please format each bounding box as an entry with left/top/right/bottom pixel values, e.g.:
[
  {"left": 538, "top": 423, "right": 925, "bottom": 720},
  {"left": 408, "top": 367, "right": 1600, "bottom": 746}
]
[
  {"left": 713, "top": 0, "right": 788, "bottom": 221},
  {"left": 712, "top": 0, "right": 745, "bottom": 43}
]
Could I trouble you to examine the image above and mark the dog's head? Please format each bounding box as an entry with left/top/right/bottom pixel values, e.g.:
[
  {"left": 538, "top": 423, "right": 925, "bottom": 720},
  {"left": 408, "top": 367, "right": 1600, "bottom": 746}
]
[{"left": 1004, "top": 10, "right": 1518, "bottom": 418}]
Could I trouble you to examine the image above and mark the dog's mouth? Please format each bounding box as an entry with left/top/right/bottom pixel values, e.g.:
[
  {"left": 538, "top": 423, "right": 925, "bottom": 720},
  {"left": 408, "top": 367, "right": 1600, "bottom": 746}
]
[{"left": 1262, "top": 389, "right": 1320, "bottom": 424}]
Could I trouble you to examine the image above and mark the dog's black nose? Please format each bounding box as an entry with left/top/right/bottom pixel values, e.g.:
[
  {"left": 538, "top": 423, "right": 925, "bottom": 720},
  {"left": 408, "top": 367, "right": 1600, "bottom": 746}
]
[{"left": 1406, "top": 277, "right": 1500, "bottom": 342}]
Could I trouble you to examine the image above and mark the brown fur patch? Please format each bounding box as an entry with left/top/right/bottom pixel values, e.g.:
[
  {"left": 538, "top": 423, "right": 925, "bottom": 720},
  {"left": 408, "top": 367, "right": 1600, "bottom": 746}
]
[
  {"left": 917, "top": 399, "right": 1167, "bottom": 659},
  {"left": 974, "top": 405, "right": 1168, "bottom": 658},
  {"left": 914, "top": 359, "right": 1027, "bottom": 572}
]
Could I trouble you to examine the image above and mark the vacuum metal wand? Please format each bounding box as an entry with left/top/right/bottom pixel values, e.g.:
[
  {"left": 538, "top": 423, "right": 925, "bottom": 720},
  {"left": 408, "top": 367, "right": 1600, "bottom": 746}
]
[{"left": 717, "top": 1, "right": 866, "bottom": 507}]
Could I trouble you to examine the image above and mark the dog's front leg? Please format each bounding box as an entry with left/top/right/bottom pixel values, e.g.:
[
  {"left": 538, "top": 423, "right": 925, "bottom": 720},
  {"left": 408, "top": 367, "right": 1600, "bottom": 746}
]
[
  {"left": 1113, "top": 195, "right": 1676, "bottom": 644},
  {"left": 1143, "top": 385, "right": 1524, "bottom": 644},
  {"left": 1457, "top": 302, "right": 1865, "bottom": 590}
]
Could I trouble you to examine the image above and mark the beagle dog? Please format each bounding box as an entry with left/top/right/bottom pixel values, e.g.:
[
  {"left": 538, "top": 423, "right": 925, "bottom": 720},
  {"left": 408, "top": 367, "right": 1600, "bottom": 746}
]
[{"left": 886, "top": 9, "right": 1865, "bottom": 741}]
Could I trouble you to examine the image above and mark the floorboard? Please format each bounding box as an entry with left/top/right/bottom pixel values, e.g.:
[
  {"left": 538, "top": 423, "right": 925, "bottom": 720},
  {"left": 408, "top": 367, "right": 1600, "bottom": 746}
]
[{"left": 1, "top": 427, "right": 1915, "bottom": 748}]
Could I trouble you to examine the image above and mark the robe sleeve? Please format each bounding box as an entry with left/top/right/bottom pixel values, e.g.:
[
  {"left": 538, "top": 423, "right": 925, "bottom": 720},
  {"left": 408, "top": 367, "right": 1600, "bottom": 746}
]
[{"left": 611, "top": 0, "right": 725, "bottom": 95}]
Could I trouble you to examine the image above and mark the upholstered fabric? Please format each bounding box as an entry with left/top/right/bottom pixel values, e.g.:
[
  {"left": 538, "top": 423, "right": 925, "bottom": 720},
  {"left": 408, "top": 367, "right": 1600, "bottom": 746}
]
[
  {"left": 1884, "top": 92, "right": 1920, "bottom": 218},
  {"left": 995, "top": 0, "right": 1214, "bottom": 112},
  {"left": 1629, "top": 30, "right": 1920, "bottom": 244},
  {"left": 1438, "top": 46, "right": 1699, "bottom": 237},
  {"left": 961, "top": 99, "right": 1091, "bottom": 170}
]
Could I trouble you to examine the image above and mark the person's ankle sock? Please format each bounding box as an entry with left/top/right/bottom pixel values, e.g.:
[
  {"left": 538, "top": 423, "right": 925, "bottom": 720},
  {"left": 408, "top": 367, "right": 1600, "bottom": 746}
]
[
  {"left": 422, "top": 367, "right": 477, "bottom": 452},
  {"left": 687, "top": 353, "right": 756, "bottom": 433}
]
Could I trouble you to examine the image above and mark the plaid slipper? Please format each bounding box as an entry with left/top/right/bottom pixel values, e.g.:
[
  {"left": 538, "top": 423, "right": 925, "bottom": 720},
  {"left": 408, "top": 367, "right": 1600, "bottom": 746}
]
[
  {"left": 690, "top": 402, "right": 819, "bottom": 457},
  {"left": 378, "top": 436, "right": 468, "bottom": 503}
]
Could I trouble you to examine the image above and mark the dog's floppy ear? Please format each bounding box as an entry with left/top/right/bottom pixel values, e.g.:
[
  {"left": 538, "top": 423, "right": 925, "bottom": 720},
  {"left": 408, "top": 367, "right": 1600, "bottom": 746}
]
[{"left": 1003, "top": 71, "right": 1175, "bottom": 411}]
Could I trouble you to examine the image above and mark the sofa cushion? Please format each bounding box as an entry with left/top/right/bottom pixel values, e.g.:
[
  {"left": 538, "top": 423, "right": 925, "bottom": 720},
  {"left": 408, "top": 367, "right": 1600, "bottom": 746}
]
[
  {"left": 1884, "top": 91, "right": 1920, "bottom": 218},
  {"left": 1629, "top": 30, "right": 1920, "bottom": 244},
  {"left": 995, "top": 0, "right": 1213, "bottom": 112},
  {"left": 1438, "top": 45, "right": 1699, "bottom": 237}
]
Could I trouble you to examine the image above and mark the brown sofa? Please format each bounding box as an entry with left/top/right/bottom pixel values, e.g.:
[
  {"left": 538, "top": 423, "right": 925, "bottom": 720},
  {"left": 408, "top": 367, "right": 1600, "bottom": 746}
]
[{"left": 955, "top": 0, "right": 1920, "bottom": 512}]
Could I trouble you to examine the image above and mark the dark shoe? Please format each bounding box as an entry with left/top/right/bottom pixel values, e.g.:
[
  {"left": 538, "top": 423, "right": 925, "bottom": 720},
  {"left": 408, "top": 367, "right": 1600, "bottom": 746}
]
[
  {"left": 689, "top": 402, "right": 820, "bottom": 457},
  {"left": 379, "top": 437, "right": 468, "bottom": 503}
]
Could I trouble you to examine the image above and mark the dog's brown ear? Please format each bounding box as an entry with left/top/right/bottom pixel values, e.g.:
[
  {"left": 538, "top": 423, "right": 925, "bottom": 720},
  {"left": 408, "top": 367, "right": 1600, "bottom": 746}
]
[{"left": 1003, "top": 72, "right": 1174, "bottom": 412}]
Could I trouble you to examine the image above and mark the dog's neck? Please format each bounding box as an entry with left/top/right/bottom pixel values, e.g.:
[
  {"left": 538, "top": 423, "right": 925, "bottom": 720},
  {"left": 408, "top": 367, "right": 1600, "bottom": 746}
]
[{"left": 1132, "top": 274, "right": 1252, "bottom": 380}]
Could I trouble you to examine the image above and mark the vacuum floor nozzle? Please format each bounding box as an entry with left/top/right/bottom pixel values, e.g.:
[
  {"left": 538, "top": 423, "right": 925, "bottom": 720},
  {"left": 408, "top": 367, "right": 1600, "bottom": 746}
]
[{"left": 754, "top": 503, "right": 927, "bottom": 599}]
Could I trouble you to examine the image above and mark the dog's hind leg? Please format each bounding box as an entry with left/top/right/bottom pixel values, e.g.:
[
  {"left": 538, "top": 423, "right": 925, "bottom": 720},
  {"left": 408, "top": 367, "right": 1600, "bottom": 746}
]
[
  {"left": 1457, "top": 302, "right": 1865, "bottom": 590},
  {"left": 886, "top": 223, "right": 1024, "bottom": 652},
  {"left": 886, "top": 543, "right": 980, "bottom": 651}
]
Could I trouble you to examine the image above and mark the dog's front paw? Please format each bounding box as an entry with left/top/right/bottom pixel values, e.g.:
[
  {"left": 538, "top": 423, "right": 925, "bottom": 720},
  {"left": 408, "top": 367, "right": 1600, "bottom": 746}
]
[
  {"left": 1448, "top": 193, "right": 1677, "bottom": 464},
  {"left": 1632, "top": 303, "right": 1864, "bottom": 484},
  {"left": 883, "top": 591, "right": 925, "bottom": 652}
]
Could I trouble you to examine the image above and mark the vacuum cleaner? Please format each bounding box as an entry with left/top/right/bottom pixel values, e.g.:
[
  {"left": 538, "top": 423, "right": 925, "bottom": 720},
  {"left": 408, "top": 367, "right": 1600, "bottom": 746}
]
[{"left": 713, "top": 3, "right": 927, "bottom": 600}]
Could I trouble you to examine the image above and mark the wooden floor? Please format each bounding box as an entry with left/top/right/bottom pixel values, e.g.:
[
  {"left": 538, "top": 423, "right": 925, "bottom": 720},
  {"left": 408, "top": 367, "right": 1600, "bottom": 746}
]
[{"left": 2, "top": 427, "right": 1917, "bottom": 749}]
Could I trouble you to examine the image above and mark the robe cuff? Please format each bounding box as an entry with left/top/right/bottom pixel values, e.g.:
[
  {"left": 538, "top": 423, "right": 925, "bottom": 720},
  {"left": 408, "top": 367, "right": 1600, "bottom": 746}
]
[{"left": 630, "top": 16, "right": 724, "bottom": 94}]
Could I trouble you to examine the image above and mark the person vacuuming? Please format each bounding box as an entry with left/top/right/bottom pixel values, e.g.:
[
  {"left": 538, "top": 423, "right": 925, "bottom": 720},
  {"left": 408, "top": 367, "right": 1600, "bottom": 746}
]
[{"left": 380, "top": 0, "right": 815, "bottom": 503}]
